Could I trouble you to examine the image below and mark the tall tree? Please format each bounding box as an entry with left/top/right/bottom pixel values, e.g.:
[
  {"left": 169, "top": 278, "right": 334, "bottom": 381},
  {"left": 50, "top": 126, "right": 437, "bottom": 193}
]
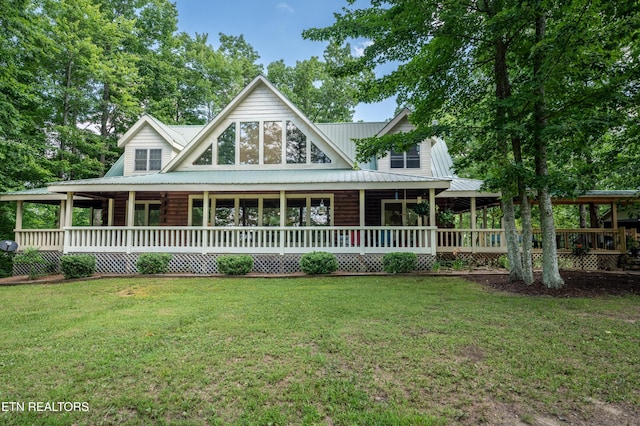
[
  {"left": 267, "top": 42, "right": 373, "bottom": 122},
  {"left": 304, "top": 0, "right": 640, "bottom": 288}
]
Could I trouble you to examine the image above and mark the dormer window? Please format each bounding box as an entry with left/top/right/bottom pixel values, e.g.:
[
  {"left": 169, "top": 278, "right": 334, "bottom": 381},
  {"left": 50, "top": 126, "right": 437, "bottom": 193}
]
[
  {"left": 390, "top": 145, "right": 420, "bottom": 169},
  {"left": 135, "top": 149, "right": 162, "bottom": 171}
]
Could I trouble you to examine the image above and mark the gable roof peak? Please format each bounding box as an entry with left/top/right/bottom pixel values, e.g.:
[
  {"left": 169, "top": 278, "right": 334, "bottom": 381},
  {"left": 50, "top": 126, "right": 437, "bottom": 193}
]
[{"left": 163, "top": 74, "right": 353, "bottom": 172}]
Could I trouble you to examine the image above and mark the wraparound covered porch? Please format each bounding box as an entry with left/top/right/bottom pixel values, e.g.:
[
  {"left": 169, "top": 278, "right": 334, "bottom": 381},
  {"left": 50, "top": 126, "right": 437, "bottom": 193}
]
[{"left": 13, "top": 225, "right": 630, "bottom": 256}]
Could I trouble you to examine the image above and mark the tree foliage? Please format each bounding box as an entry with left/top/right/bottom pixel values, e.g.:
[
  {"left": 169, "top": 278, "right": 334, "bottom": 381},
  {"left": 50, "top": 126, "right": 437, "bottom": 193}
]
[
  {"left": 305, "top": 0, "right": 640, "bottom": 288},
  {"left": 267, "top": 42, "right": 373, "bottom": 122}
]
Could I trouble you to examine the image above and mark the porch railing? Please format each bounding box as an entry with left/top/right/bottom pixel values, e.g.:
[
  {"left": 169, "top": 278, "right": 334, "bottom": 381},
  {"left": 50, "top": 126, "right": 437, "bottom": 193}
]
[
  {"left": 437, "top": 228, "right": 627, "bottom": 253},
  {"left": 62, "top": 226, "right": 438, "bottom": 255},
  {"left": 14, "top": 226, "right": 629, "bottom": 255},
  {"left": 15, "top": 229, "right": 64, "bottom": 251}
]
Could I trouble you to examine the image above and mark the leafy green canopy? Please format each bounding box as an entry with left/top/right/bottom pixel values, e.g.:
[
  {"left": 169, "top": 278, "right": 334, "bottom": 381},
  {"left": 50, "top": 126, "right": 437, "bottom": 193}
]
[{"left": 304, "top": 0, "right": 640, "bottom": 193}]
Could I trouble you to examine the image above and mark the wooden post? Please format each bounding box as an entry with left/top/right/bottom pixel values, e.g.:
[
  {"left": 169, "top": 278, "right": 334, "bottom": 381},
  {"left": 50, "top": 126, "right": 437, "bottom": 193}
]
[
  {"left": 620, "top": 226, "right": 627, "bottom": 252},
  {"left": 429, "top": 189, "right": 436, "bottom": 254},
  {"left": 15, "top": 200, "right": 23, "bottom": 232},
  {"left": 611, "top": 201, "right": 618, "bottom": 229},
  {"left": 429, "top": 188, "right": 436, "bottom": 227},
  {"left": 202, "top": 191, "right": 209, "bottom": 254},
  {"left": 126, "top": 191, "right": 135, "bottom": 254},
  {"left": 65, "top": 192, "right": 74, "bottom": 228},
  {"left": 280, "top": 190, "right": 286, "bottom": 255},
  {"left": 470, "top": 197, "right": 477, "bottom": 252},
  {"left": 359, "top": 189, "right": 365, "bottom": 255},
  {"left": 107, "top": 199, "right": 114, "bottom": 226}
]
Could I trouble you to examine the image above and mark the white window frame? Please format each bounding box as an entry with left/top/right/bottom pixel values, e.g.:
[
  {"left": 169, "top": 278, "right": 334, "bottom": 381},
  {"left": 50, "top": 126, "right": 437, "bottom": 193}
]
[
  {"left": 134, "top": 148, "right": 162, "bottom": 171},
  {"left": 390, "top": 144, "right": 420, "bottom": 169}
]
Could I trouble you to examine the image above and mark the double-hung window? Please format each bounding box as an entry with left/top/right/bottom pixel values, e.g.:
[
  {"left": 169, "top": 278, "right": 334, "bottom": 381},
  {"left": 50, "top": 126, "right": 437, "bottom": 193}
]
[
  {"left": 390, "top": 144, "right": 420, "bottom": 169},
  {"left": 135, "top": 149, "right": 162, "bottom": 171}
]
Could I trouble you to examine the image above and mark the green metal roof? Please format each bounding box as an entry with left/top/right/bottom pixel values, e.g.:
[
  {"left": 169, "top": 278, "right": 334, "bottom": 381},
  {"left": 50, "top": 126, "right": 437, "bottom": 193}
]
[
  {"left": 104, "top": 155, "right": 125, "bottom": 177},
  {"left": 49, "top": 169, "right": 449, "bottom": 187}
]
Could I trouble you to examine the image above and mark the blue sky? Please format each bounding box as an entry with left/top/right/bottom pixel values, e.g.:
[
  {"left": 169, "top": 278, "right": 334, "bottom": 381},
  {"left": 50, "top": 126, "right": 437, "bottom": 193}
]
[{"left": 174, "top": 0, "right": 396, "bottom": 122}]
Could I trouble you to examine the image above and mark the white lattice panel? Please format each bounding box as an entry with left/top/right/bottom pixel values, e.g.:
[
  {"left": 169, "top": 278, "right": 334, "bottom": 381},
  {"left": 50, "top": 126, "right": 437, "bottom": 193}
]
[{"left": 12, "top": 251, "right": 618, "bottom": 276}]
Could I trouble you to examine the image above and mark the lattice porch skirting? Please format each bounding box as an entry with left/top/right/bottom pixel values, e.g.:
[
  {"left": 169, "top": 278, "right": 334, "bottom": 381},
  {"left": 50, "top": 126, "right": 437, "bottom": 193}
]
[{"left": 13, "top": 251, "right": 620, "bottom": 275}]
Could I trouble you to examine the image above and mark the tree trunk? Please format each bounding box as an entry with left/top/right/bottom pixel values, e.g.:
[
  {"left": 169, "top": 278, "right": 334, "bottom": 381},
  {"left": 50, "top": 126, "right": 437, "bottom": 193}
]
[
  {"left": 502, "top": 196, "right": 523, "bottom": 281},
  {"left": 99, "top": 80, "right": 110, "bottom": 177},
  {"left": 533, "top": 4, "right": 564, "bottom": 288},
  {"left": 519, "top": 193, "right": 534, "bottom": 285},
  {"left": 579, "top": 204, "right": 588, "bottom": 228},
  {"left": 539, "top": 187, "right": 564, "bottom": 287},
  {"left": 589, "top": 203, "right": 599, "bottom": 228},
  {"left": 492, "top": 16, "right": 529, "bottom": 282}
]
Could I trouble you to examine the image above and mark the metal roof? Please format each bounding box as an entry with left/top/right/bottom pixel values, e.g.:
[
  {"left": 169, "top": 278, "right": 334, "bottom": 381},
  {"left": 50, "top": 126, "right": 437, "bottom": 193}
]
[
  {"left": 166, "top": 125, "right": 204, "bottom": 146},
  {"left": 430, "top": 138, "right": 456, "bottom": 178},
  {"left": 49, "top": 169, "right": 449, "bottom": 192},
  {"left": 104, "top": 155, "right": 125, "bottom": 177},
  {"left": 49, "top": 169, "right": 449, "bottom": 187},
  {"left": 315, "top": 122, "right": 387, "bottom": 164}
]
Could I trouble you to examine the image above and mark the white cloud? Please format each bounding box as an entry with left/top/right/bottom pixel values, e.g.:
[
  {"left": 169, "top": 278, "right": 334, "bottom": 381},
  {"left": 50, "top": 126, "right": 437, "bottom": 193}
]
[
  {"left": 353, "top": 40, "right": 374, "bottom": 57},
  {"left": 276, "top": 2, "right": 294, "bottom": 14}
]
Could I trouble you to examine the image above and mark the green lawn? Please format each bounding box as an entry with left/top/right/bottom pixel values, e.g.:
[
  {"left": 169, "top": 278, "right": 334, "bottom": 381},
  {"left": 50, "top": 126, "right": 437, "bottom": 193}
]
[{"left": 0, "top": 276, "right": 638, "bottom": 425}]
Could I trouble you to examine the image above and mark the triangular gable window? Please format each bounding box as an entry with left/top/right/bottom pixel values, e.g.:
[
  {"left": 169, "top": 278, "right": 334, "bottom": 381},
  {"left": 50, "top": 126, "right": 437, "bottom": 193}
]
[
  {"left": 311, "top": 142, "right": 331, "bottom": 164},
  {"left": 193, "top": 145, "right": 212, "bottom": 165}
]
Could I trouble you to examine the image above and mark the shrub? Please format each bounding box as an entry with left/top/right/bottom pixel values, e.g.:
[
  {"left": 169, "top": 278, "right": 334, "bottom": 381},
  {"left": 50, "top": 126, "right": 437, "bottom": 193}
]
[
  {"left": 382, "top": 252, "right": 417, "bottom": 274},
  {"left": 136, "top": 253, "right": 172, "bottom": 274},
  {"left": 300, "top": 251, "right": 338, "bottom": 275},
  {"left": 0, "top": 252, "right": 14, "bottom": 278},
  {"left": 60, "top": 255, "right": 96, "bottom": 279},
  {"left": 13, "top": 248, "right": 47, "bottom": 280},
  {"left": 217, "top": 255, "right": 253, "bottom": 275},
  {"left": 497, "top": 254, "right": 509, "bottom": 269}
]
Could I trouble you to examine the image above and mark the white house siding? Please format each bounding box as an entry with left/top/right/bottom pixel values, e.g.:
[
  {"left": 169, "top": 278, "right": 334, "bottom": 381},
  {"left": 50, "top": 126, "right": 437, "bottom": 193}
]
[
  {"left": 377, "top": 118, "right": 432, "bottom": 177},
  {"left": 178, "top": 83, "right": 351, "bottom": 170},
  {"left": 227, "top": 85, "right": 293, "bottom": 122},
  {"left": 123, "top": 124, "right": 178, "bottom": 176}
]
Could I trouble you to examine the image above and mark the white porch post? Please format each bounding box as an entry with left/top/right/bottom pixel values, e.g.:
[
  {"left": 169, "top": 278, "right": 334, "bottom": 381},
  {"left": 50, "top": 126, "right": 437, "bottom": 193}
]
[
  {"left": 58, "top": 200, "right": 66, "bottom": 230},
  {"left": 107, "top": 199, "right": 114, "bottom": 226},
  {"left": 202, "top": 191, "right": 209, "bottom": 254},
  {"left": 62, "top": 192, "right": 74, "bottom": 254},
  {"left": 429, "top": 188, "right": 436, "bottom": 254},
  {"left": 15, "top": 201, "right": 23, "bottom": 248},
  {"left": 470, "top": 197, "right": 477, "bottom": 253},
  {"left": 65, "top": 192, "right": 74, "bottom": 228},
  {"left": 359, "top": 189, "right": 365, "bottom": 254},
  {"left": 280, "top": 190, "right": 286, "bottom": 255},
  {"left": 126, "top": 191, "right": 135, "bottom": 254},
  {"left": 15, "top": 200, "right": 23, "bottom": 231}
]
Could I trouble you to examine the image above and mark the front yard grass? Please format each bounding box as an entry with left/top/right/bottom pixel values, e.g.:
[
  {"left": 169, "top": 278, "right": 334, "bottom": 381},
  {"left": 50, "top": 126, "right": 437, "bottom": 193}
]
[{"left": 0, "top": 276, "right": 638, "bottom": 425}]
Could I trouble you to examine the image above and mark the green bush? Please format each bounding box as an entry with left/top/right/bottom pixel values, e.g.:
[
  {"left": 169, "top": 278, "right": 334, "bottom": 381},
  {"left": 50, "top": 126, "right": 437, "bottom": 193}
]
[
  {"left": 217, "top": 255, "right": 253, "bottom": 275},
  {"left": 382, "top": 252, "right": 417, "bottom": 274},
  {"left": 13, "top": 248, "right": 47, "bottom": 279},
  {"left": 300, "top": 251, "right": 338, "bottom": 275},
  {"left": 497, "top": 254, "right": 509, "bottom": 269},
  {"left": 136, "top": 253, "right": 172, "bottom": 274},
  {"left": 0, "top": 252, "right": 14, "bottom": 278},
  {"left": 60, "top": 255, "right": 96, "bottom": 279}
]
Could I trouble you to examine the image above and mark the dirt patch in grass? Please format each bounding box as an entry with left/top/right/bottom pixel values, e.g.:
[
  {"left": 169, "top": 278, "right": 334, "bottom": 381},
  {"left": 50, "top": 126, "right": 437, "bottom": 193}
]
[{"left": 465, "top": 270, "right": 640, "bottom": 297}]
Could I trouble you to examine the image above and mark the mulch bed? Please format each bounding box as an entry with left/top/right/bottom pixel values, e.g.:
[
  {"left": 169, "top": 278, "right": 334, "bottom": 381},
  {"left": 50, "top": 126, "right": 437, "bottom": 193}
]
[{"left": 466, "top": 270, "right": 640, "bottom": 297}]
